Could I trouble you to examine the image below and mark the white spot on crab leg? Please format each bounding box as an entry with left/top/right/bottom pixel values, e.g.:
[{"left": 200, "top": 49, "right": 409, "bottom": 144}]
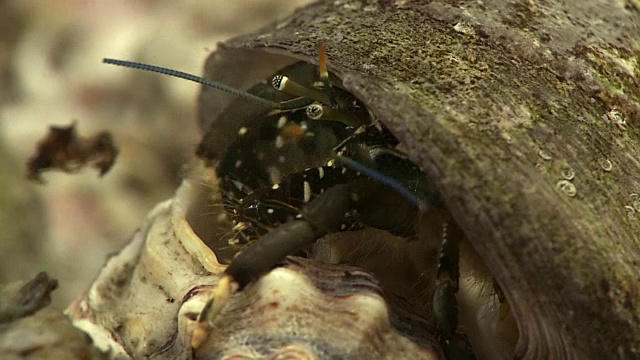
[
  {"left": 232, "top": 222, "right": 248, "bottom": 231},
  {"left": 237, "top": 127, "right": 248, "bottom": 136},
  {"left": 267, "top": 208, "right": 274, "bottom": 214},
  {"left": 275, "top": 135, "right": 284, "bottom": 149},
  {"left": 303, "top": 181, "right": 311, "bottom": 203},
  {"left": 277, "top": 116, "right": 287, "bottom": 129},
  {"left": 272, "top": 184, "right": 280, "bottom": 190},
  {"left": 268, "top": 166, "right": 282, "bottom": 184},
  {"left": 235, "top": 160, "right": 242, "bottom": 168},
  {"left": 232, "top": 180, "right": 244, "bottom": 191},
  {"left": 318, "top": 167, "right": 325, "bottom": 179}
]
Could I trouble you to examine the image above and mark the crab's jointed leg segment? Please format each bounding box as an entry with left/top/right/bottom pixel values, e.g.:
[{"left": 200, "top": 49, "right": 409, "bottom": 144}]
[{"left": 433, "top": 223, "right": 477, "bottom": 360}]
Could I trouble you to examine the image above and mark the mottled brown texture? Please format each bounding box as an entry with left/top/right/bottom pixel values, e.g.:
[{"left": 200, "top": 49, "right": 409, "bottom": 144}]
[
  {"left": 0, "top": 272, "right": 57, "bottom": 323},
  {"left": 199, "top": 0, "right": 640, "bottom": 358},
  {"left": 0, "top": 274, "right": 105, "bottom": 360},
  {"left": 26, "top": 122, "right": 118, "bottom": 183}
]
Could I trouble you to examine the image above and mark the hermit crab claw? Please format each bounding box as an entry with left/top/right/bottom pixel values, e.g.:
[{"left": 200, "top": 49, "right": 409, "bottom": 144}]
[{"left": 66, "top": 170, "right": 442, "bottom": 359}]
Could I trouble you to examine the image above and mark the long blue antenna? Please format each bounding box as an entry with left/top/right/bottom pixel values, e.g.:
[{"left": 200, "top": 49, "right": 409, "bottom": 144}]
[
  {"left": 335, "top": 155, "right": 428, "bottom": 211},
  {"left": 103, "top": 58, "right": 281, "bottom": 109}
]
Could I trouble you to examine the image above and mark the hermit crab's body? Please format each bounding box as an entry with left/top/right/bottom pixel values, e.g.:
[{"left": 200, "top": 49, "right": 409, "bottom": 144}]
[
  {"left": 192, "top": 52, "right": 477, "bottom": 356},
  {"left": 101, "top": 43, "right": 507, "bottom": 358}
]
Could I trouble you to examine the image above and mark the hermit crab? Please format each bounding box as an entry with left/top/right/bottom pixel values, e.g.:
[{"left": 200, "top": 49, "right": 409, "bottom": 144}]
[
  {"left": 67, "top": 1, "right": 640, "bottom": 359},
  {"left": 101, "top": 42, "right": 486, "bottom": 358}
]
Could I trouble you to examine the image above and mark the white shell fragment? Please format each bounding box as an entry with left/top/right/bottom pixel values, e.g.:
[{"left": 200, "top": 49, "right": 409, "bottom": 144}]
[{"left": 66, "top": 171, "right": 441, "bottom": 360}]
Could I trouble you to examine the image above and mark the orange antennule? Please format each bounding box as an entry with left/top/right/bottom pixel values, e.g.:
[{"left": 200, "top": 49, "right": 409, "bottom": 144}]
[
  {"left": 317, "top": 41, "right": 338, "bottom": 109},
  {"left": 318, "top": 41, "right": 329, "bottom": 79}
]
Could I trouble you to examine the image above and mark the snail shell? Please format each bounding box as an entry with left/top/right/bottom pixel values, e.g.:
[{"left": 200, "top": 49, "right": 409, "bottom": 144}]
[
  {"left": 68, "top": 0, "right": 640, "bottom": 359},
  {"left": 197, "top": 1, "right": 640, "bottom": 359}
]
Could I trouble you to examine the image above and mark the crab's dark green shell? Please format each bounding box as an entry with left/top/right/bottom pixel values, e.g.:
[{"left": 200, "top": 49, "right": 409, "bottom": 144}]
[{"left": 197, "top": 1, "right": 640, "bottom": 359}]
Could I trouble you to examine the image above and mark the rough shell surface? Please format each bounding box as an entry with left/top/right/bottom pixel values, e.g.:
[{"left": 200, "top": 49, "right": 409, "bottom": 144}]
[
  {"left": 198, "top": 0, "right": 640, "bottom": 359},
  {"left": 66, "top": 173, "right": 442, "bottom": 360}
]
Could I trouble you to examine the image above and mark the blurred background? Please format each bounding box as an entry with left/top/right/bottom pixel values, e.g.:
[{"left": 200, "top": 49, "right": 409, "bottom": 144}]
[{"left": 0, "top": 0, "right": 312, "bottom": 309}]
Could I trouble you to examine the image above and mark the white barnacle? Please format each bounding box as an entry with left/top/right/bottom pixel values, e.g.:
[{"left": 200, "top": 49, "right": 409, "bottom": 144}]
[
  {"left": 556, "top": 180, "right": 577, "bottom": 197},
  {"left": 600, "top": 159, "right": 613, "bottom": 172},
  {"left": 538, "top": 149, "right": 552, "bottom": 161},
  {"left": 607, "top": 109, "right": 626, "bottom": 129},
  {"left": 561, "top": 167, "right": 575, "bottom": 181},
  {"left": 625, "top": 205, "right": 636, "bottom": 219},
  {"left": 238, "top": 127, "right": 248, "bottom": 136},
  {"left": 453, "top": 21, "right": 475, "bottom": 35}
]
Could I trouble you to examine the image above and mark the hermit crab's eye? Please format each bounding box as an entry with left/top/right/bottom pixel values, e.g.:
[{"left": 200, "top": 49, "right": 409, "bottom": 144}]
[
  {"left": 305, "top": 104, "right": 323, "bottom": 120},
  {"left": 304, "top": 102, "right": 367, "bottom": 128},
  {"left": 270, "top": 40, "right": 338, "bottom": 109},
  {"left": 271, "top": 74, "right": 332, "bottom": 106}
]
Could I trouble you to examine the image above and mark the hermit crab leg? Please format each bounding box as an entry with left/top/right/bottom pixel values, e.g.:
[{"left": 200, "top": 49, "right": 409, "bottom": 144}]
[
  {"left": 433, "top": 222, "right": 477, "bottom": 360},
  {"left": 192, "top": 183, "right": 357, "bottom": 348}
]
